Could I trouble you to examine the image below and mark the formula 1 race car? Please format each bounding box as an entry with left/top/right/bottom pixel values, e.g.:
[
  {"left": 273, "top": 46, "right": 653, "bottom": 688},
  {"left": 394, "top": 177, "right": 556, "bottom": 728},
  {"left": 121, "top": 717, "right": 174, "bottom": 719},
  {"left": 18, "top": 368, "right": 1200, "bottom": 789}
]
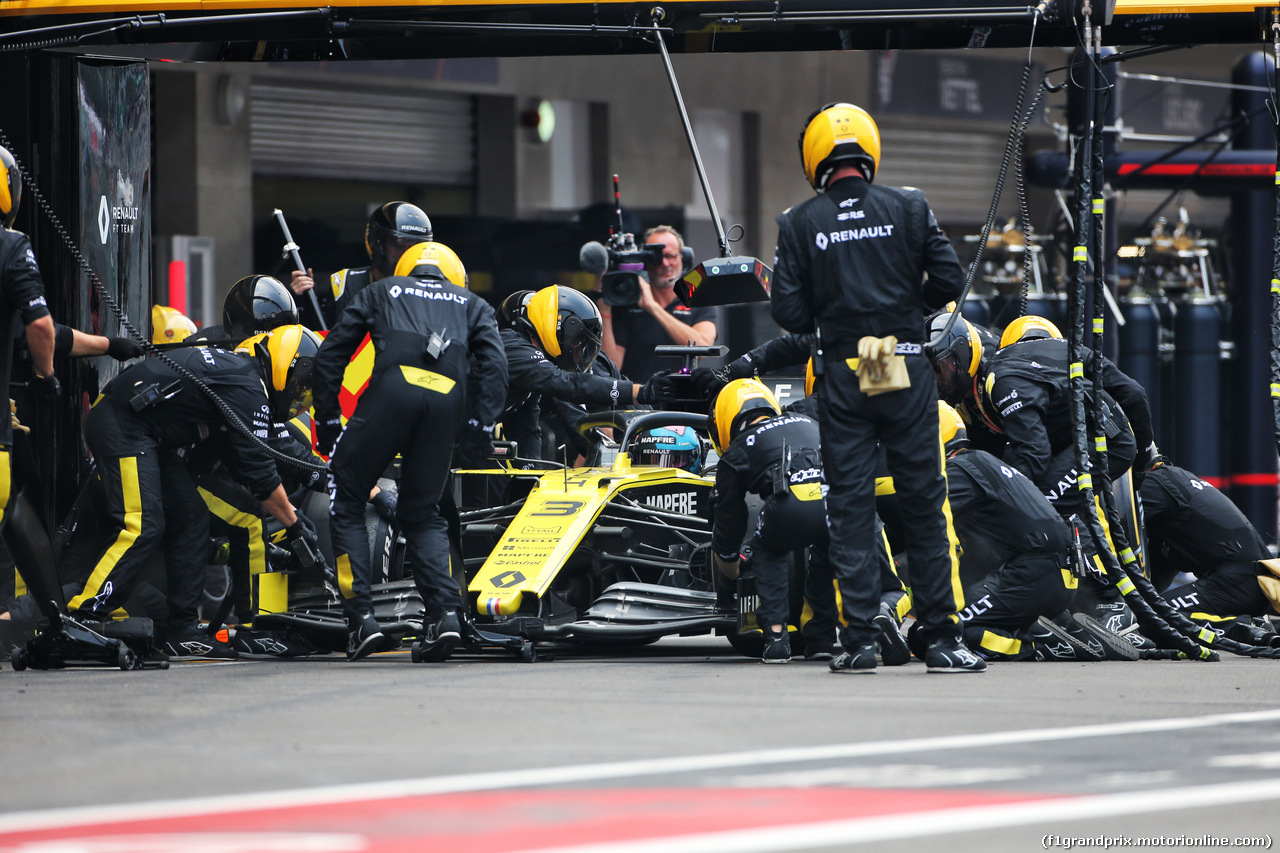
[{"left": 259, "top": 407, "right": 799, "bottom": 661}]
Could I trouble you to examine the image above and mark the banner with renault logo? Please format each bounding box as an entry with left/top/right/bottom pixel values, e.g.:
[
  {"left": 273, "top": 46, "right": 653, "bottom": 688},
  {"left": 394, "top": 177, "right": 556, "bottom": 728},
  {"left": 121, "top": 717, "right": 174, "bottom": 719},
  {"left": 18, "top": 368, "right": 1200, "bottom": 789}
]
[{"left": 77, "top": 58, "right": 149, "bottom": 388}]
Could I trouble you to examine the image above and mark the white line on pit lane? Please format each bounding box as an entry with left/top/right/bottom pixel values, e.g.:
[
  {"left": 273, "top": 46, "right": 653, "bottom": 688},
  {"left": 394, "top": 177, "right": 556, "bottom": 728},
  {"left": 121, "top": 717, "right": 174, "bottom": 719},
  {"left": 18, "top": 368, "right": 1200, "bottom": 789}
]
[
  {"left": 505, "top": 777, "right": 1280, "bottom": 853},
  {"left": 2, "top": 708, "right": 1279, "bottom": 834}
]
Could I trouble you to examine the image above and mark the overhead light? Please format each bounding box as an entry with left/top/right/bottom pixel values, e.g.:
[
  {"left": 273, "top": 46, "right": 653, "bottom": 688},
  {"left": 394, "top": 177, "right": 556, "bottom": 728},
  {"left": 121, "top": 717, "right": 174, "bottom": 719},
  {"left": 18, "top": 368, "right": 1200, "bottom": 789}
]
[{"left": 519, "top": 99, "right": 556, "bottom": 144}]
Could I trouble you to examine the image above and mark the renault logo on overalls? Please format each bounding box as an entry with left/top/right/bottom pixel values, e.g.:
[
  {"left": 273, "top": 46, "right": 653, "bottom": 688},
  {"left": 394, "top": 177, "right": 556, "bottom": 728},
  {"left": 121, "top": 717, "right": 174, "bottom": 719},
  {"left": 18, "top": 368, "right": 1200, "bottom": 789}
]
[
  {"left": 389, "top": 285, "right": 402, "bottom": 298},
  {"left": 815, "top": 233, "right": 829, "bottom": 250}
]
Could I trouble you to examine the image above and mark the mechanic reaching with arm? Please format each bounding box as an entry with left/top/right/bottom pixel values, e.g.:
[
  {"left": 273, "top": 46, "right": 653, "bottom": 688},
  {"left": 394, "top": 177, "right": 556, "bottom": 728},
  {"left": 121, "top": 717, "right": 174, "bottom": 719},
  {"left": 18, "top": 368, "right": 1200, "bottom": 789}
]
[
  {"left": 65, "top": 325, "right": 322, "bottom": 660},
  {"left": 502, "top": 284, "right": 676, "bottom": 463},
  {"left": 601, "top": 226, "right": 717, "bottom": 382},
  {"left": 289, "top": 202, "right": 433, "bottom": 331},
  {"left": 935, "top": 403, "right": 1134, "bottom": 662},
  {"left": 708, "top": 379, "right": 900, "bottom": 664},
  {"left": 771, "top": 103, "right": 981, "bottom": 674},
  {"left": 948, "top": 319, "right": 1154, "bottom": 644},
  {"left": 314, "top": 241, "right": 507, "bottom": 663},
  {"left": 1141, "top": 456, "right": 1278, "bottom": 647}
]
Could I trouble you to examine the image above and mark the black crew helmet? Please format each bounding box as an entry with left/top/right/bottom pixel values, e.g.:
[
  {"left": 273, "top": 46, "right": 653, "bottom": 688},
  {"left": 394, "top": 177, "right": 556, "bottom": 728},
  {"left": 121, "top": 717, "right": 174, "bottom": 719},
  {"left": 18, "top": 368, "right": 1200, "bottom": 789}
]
[
  {"left": 927, "top": 312, "right": 985, "bottom": 406},
  {"left": 498, "top": 290, "right": 535, "bottom": 330},
  {"left": 517, "top": 285, "right": 603, "bottom": 373},
  {"left": 223, "top": 275, "right": 299, "bottom": 344},
  {"left": 236, "top": 325, "right": 322, "bottom": 421},
  {"left": 366, "top": 202, "right": 433, "bottom": 278},
  {"left": 0, "top": 146, "right": 22, "bottom": 230}
]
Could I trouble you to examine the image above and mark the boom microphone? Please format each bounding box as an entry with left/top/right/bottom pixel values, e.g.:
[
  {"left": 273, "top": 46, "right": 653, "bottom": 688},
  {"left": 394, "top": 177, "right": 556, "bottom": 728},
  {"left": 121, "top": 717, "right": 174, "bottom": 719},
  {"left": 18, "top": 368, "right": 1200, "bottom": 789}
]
[{"left": 579, "top": 240, "right": 610, "bottom": 276}]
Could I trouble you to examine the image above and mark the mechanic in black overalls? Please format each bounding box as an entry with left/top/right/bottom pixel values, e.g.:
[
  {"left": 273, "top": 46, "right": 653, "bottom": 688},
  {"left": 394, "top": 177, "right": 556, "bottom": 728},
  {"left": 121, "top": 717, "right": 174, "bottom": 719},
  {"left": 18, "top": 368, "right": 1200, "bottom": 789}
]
[
  {"left": 708, "top": 379, "right": 893, "bottom": 665},
  {"left": 67, "top": 326, "right": 322, "bottom": 659},
  {"left": 0, "top": 146, "right": 57, "bottom": 526},
  {"left": 1142, "top": 457, "right": 1276, "bottom": 645},
  {"left": 934, "top": 402, "right": 1113, "bottom": 662},
  {"left": 770, "top": 103, "right": 980, "bottom": 673},
  {"left": 692, "top": 333, "right": 913, "bottom": 660},
  {"left": 500, "top": 284, "right": 674, "bottom": 463},
  {"left": 290, "top": 202, "right": 434, "bottom": 330},
  {"left": 960, "top": 323, "right": 1154, "bottom": 641},
  {"left": 314, "top": 241, "right": 507, "bottom": 663},
  {"left": 186, "top": 277, "right": 328, "bottom": 656}
]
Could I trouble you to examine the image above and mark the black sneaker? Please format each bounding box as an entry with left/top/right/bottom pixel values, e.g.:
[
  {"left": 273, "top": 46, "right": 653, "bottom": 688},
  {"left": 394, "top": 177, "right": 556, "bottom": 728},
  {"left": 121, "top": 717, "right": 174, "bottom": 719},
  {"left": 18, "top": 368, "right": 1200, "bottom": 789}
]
[
  {"left": 925, "top": 635, "right": 987, "bottom": 673},
  {"left": 162, "top": 624, "right": 238, "bottom": 661},
  {"left": 1116, "top": 623, "right": 1157, "bottom": 651},
  {"left": 1090, "top": 601, "right": 1136, "bottom": 636},
  {"left": 413, "top": 610, "right": 461, "bottom": 663},
  {"left": 905, "top": 621, "right": 929, "bottom": 662},
  {"left": 802, "top": 640, "right": 841, "bottom": 661},
  {"left": 231, "top": 627, "right": 315, "bottom": 660},
  {"left": 874, "top": 603, "right": 911, "bottom": 667},
  {"left": 761, "top": 628, "right": 791, "bottom": 664},
  {"left": 347, "top": 612, "right": 389, "bottom": 662},
  {"left": 829, "top": 644, "right": 877, "bottom": 674},
  {"left": 1071, "top": 613, "right": 1141, "bottom": 661},
  {"left": 1030, "top": 616, "right": 1103, "bottom": 661}
]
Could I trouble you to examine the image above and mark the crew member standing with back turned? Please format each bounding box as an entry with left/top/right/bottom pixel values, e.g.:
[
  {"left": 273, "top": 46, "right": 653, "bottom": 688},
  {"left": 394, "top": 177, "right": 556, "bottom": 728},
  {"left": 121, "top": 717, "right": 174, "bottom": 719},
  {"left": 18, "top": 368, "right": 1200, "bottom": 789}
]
[
  {"left": 314, "top": 241, "right": 507, "bottom": 663},
  {"left": 771, "top": 103, "right": 983, "bottom": 673}
]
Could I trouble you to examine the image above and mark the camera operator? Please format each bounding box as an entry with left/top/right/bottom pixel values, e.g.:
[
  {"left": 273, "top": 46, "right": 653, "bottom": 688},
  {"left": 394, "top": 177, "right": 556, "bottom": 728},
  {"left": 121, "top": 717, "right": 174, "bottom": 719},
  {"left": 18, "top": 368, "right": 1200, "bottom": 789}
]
[{"left": 601, "top": 226, "right": 717, "bottom": 382}]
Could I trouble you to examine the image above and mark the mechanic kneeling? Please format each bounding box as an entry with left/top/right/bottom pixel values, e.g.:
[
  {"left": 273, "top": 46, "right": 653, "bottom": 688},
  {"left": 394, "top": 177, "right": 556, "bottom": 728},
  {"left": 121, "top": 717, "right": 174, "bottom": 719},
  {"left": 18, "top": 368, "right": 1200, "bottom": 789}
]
[
  {"left": 708, "top": 379, "right": 845, "bottom": 664},
  {"left": 314, "top": 241, "right": 507, "bottom": 663},
  {"left": 66, "top": 325, "right": 322, "bottom": 660}
]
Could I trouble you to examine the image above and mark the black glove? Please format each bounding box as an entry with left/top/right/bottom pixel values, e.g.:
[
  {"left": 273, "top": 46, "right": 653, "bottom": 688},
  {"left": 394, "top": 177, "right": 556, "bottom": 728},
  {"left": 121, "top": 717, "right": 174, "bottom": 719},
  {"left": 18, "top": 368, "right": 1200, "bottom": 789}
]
[
  {"left": 370, "top": 488, "right": 397, "bottom": 521},
  {"left": 285, "top": 512, "right": 320, "bottom": 555},
  {"left": 105, "top": 336, "right": 145, "bottom": 361},
  {"left": 316, "top": 417, "right": 343, "bottom": 457},
  {"left": 690, "top": 365, "right": 732, "bottom": 399},
  {"left": 636, "top": 371, "right": 678, "bottom": 406},
  {"left": 32, "top": 372, "right": 60, "bottom": 399},
  {"left": 455, "top": 420, "right": 494, "bottom": 468}
]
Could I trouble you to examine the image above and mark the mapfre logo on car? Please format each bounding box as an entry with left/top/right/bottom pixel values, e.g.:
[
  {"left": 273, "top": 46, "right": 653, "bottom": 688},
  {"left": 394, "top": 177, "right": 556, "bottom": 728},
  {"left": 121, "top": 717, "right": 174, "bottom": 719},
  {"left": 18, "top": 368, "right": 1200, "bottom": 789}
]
[{"left": 644, "top": 492, "right": 698, "bottom": 514}]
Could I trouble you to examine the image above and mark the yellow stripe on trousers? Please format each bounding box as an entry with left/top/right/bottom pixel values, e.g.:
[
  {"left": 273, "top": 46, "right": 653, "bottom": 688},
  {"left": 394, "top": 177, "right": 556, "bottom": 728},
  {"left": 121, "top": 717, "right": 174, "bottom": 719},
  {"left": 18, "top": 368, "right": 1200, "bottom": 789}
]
[
  {"left": 938, "top": 430, "right": 964, "bottom": 619},
  {"left": 198, "top": 487, "right": 266, "bottom": 579},
  {"left": 68, "top": 457, "right": 144, "bottom": 612}
]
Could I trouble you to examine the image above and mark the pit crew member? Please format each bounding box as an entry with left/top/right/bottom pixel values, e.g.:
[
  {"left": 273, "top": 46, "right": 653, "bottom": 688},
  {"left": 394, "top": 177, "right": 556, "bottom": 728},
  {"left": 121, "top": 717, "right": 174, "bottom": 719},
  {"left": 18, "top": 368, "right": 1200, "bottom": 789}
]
[
  {"left": 314, "top": 241, "right": 507, "bottom": 663},
  {"left": 770, "top": 102, "right": 980, "bottom": 673},
  {"left": 66, "top": 325, "right": 321, "bottom": 660}
]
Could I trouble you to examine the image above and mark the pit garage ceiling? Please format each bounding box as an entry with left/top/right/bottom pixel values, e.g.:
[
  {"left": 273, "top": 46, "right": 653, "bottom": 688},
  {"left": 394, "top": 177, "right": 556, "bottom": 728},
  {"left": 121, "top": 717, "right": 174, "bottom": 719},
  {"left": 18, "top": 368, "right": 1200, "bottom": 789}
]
[{"left": 0, "top": 0, "right": 1273, "bottom": 60}]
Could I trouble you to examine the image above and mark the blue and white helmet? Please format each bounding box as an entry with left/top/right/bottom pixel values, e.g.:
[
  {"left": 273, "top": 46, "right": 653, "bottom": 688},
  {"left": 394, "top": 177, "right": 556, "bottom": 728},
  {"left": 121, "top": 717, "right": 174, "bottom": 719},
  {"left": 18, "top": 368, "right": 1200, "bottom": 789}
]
[{"left": 631, "top": 425, "right": 704, "bottom": 473}]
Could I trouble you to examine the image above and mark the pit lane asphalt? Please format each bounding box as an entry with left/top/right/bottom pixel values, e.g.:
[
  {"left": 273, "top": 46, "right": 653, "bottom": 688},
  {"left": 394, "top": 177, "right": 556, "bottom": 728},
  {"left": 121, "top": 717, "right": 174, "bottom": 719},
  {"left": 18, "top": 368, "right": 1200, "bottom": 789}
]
[{"left": 3, "top": 636, "right": 1278, "bottom": 851}]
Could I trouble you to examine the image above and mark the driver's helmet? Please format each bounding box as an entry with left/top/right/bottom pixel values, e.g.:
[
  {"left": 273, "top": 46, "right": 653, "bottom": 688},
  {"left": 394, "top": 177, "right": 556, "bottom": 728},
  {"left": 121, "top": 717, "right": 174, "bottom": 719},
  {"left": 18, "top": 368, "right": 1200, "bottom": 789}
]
[{"left": 631, "top": 425, "right": 704, "bottom": 473}]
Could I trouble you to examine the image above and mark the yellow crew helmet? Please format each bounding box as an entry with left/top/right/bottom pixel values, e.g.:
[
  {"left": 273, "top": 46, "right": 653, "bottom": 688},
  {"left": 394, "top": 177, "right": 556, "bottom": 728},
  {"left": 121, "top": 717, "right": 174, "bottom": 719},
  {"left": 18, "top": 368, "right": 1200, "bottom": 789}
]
[
  {"left": 927, "top": 313, "right": 985, "bottom": 406},
  {"left": 151, "top": 305, "right": 196, "bottom": 345},
  {"left": 0, "top": 146, "right": 20, "bottom": 229},
  {"left": 708, "top": 378, "right": 781, "bottom": 455},
  {"left": 938, "top": 401, "right": 970, "bottom": 457},
  {"left": 998, "top": 315, "right": 1063, "bottom": 349},
  {"left": 799, "top": 103, "right": 881, "bottom": 191},
  {"left": 518, "top": 284, "right": 603, "bottom": 373},
  {"left": 394, "top": 240, "right": 468, "bottom": 289},
  {"left": 236, "top": 324, "right": 322, "bottom": 420}
]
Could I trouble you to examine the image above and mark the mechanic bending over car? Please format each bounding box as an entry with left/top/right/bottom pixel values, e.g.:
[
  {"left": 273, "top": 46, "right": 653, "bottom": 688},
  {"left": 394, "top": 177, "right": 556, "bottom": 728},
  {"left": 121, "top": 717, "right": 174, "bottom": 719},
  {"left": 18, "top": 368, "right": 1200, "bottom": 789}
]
[
  {"left": 314, "top": 240, "right": 507, "bottom": 663},
  {"left": 1140, "top": 455, "right": 1280, "bottom": 648},
  {"left": 65, "top": 325, "right": 323, "bottom": 660},
  {"left": 771, "top": 103, "right": 982, "bottom": 673},
  {"left": 289, "top": 201, "right": 434, "bottom": 331},
  {"left": 934, "top": 402, "right": 1138, "bottom": 663},
  {"left": 931, "top": 314, "right": 1156, "bottom": 647},
  {"left": 499, "top": 284, "right": 678, "bottom": 464},
  {"left": 185, "top": 279, "right": 330, "bottom": 658},
  {"left": 709, "top": 379, "right": 887, "bottom": 665}
]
